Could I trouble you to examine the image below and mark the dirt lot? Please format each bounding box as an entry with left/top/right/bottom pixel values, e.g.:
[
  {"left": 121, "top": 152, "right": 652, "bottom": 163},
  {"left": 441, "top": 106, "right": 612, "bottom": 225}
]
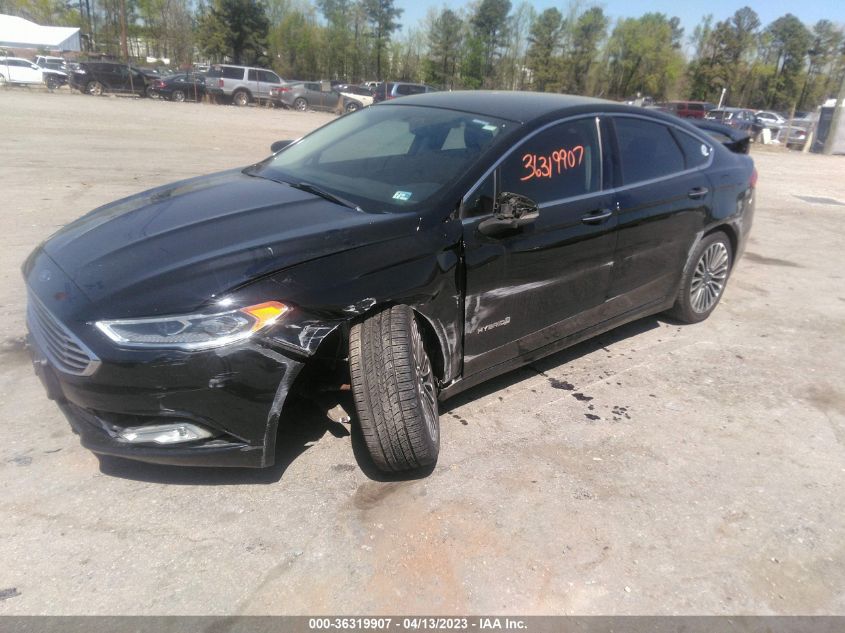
[{"left": 0, "top": 88, "right": 843, "bottom": 615}]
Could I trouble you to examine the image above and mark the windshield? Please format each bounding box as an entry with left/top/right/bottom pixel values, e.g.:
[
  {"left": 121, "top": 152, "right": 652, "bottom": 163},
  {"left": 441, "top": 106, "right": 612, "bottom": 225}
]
[{"left": 251, "top": 105, "right": 509, "bottom": 213}]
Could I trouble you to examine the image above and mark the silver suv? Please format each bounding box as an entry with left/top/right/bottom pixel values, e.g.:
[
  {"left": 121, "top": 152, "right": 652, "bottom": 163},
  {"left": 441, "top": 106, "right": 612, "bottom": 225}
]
[{"left": 205, "top": 64, "right": 284, "bottom": 106}]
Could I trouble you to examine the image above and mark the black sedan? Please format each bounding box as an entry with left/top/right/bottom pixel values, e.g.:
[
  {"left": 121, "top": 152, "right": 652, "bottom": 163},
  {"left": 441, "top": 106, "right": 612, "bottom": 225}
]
[
  {"left": 24, "top": 92, "right": 755, "bottom": 473},
  {"left": 153, "top": 73, "right": 207, "bottom": 102}
]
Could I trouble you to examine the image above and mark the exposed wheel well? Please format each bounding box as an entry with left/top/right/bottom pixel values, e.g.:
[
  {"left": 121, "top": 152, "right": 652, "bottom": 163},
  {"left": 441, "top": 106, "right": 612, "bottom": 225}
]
[{"left": 303, "top": 303, "right": 448, "bottom": 388}]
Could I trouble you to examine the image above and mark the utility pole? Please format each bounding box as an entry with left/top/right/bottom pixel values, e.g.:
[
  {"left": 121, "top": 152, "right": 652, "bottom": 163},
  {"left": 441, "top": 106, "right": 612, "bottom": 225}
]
[
  {"left": 119, "top": 0, "right": 129, "bottom": 61},
  {"left": 823, "top": 70, "right": 845, "bottom": 155}
]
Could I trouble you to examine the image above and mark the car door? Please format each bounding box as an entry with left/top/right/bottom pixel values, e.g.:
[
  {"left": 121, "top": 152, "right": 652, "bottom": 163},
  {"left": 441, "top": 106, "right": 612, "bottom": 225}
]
[
  {"left": 23, "top": 61, "right": 43, "bottom": 84},
  {"left": 303, "top": 82, "right": 323, "bottom": 109},
  {"left": 461, "top": 116, "right": 617, "bottom": 375},
  {"left": 604, "top": 115, "right": 714, "bottom": 315},
  {"left": 258, "top": 70, "right": 282, "bottom": 101}
]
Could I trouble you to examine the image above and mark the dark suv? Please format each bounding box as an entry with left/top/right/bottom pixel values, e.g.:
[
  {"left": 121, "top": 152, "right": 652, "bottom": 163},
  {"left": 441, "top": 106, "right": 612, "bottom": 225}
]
[
  {"left": 660, "top": 101, "right": 715, "bottom": 119},
  {"left": 372, "top": 81, "right": 437, "bottom": 102},
  {"left": 69, "top": 61, "right": 153, "bottom": 97}
]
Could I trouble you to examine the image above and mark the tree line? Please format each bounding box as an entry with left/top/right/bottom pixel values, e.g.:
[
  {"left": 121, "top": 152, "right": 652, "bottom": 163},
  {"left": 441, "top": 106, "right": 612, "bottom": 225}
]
[{"left": 2, "top": 0, "right": 844, "bottom": 111}]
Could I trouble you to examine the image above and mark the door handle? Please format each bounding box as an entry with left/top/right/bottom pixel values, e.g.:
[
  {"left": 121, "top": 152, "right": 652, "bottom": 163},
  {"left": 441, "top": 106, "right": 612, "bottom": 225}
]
[
  {"left": 688, "top": 187, "right": 709, "bottom": 199},
  {"left": 581, "top": 209, "right": 613, "bottom": 224}
]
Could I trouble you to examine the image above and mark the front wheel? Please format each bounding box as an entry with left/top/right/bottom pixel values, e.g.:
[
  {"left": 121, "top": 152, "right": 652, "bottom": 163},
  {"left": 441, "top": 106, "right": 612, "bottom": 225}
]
[
  {"left": 667, "top": 232, "right": 733, "bottom": 323},
  {"left": 45, "top": 75, "right": 59, "bottom": 90},
  {"left": 349, "top": 305, "right": 440, "bottom": 472},
  {"left": 345, "top": 101, "right": 360, "bottom": 113},
  {"left": 171, "top": 89, "right": 185, "bottom": 102},
  {"left": 85, "top": 80, "right": 103, "bottom": 96},
  {"left": 0, "top": 74, "right": 7, "bottom": 86}
]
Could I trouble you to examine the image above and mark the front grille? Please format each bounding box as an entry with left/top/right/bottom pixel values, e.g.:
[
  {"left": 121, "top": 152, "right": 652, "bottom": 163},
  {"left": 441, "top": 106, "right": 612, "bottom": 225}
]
[{"left": 27, "top": 293, "right": 100, "bottom": 377}]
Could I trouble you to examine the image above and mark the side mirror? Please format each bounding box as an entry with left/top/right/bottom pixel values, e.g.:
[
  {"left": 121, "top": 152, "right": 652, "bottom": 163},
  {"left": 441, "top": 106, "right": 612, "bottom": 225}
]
[
  {"left": 270, "top": 139, "right": 294, "bottom": 153},
  {"left": 477, "top": 192, "right": 539, "bottom": 237}
]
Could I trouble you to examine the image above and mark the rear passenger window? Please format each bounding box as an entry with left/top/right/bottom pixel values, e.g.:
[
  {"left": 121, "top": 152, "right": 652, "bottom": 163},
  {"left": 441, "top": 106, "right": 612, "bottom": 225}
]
[
  {"left": 248, "top": 69, "right": 258, "bottom": 81},
  {"left": 671, "top": 129, "right": 712, "bottom": 169},
  {"left": 500, "top": 118, "right": 600, "bottom": 204},
  {"left": 222, "top": 66, "right": 242, "bottom": 79},
  {"left": 614, "top": 117, "right": 685, "bottom": 184}
]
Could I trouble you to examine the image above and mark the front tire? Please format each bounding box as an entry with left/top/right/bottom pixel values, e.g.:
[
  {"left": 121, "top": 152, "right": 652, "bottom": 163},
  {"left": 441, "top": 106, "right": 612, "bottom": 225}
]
[
  {"left": 668, "top": 232, "right": 733, "bottom": 323},
  {"left": 85, "top": 80, "right": 103, "bottom": 96},
  {"left": 345, "top": 101, "right": 360, "bottom": 113},
  {"left": 171, "top": 89, "right": 185, "bottom": 102},
  {"left": 349, "top": 305, "right": 440, "bottom": 472}
]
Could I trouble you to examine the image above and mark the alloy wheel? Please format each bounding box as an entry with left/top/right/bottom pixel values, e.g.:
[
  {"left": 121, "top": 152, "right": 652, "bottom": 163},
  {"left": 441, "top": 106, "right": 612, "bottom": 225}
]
[
  {"left": 411, "top": 318, "right": 439, "bottom": 443},
  {"left": 690, "top": 242, "right": 729, "bottom": 313}
]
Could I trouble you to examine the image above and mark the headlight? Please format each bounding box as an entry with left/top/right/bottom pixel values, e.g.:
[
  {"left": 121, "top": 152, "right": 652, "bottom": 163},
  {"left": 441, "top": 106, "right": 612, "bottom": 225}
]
[{"left": 95, "top": 301, "right": 289, "bottom": 350}]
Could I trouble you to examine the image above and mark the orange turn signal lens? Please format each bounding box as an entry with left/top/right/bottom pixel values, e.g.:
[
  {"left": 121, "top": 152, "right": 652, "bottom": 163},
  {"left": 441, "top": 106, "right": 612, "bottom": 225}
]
[{"left": 240, "top": 301, "right": 289, "bottom": 331}]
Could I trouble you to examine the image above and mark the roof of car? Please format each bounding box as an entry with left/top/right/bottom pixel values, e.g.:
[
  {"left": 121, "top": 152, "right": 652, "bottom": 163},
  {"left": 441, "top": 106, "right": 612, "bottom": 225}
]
[{"left": 378, "top": 90, "right": 619, "bottom": 123}]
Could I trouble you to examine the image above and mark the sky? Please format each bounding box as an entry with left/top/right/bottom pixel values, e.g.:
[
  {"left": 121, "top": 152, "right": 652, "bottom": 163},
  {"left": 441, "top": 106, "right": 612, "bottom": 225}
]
[{"left": 394, "top": 0, "right": 845, "bottom": 42}]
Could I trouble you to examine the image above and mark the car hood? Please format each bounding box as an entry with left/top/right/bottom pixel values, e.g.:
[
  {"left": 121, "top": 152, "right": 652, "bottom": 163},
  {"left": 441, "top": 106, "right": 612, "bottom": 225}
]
[{"left": 36, "top": 169, "right": 420, "bottom": 319}]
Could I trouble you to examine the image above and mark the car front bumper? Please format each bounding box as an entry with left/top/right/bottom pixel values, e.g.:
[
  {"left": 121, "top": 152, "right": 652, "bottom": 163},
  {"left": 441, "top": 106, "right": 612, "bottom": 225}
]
[{"left": 27, "top": 317, "right": 304, "bottom": 469}]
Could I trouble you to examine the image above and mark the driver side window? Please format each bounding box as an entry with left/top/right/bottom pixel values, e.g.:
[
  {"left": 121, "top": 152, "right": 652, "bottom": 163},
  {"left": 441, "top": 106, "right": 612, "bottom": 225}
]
[{"left": 499, "top": 118, "right": 601, "bottom": 204}]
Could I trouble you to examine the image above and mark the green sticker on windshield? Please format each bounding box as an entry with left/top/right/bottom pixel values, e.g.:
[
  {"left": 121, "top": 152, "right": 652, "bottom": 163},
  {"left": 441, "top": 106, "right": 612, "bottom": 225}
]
[{"left": 392, "top": 191, "right": 412, "bottom": 201}]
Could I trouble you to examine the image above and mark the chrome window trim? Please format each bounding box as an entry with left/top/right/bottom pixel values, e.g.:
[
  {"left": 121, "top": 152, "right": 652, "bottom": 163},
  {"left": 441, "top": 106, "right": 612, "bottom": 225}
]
[
  {"left": 460, "top": 113, "right": 605, "bottom": 218},
  {"left": 460, "top": 110, "right": 715, "bottom": 221},
  {"left": 608, "top": 113, "right": 715, "bottom": 194}
]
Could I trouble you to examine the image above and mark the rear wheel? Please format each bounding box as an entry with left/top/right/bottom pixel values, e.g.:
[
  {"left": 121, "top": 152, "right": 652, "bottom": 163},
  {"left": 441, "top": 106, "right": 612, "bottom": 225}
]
[
  {"left": 345, "top": 101, "right": 360, "bottom": 113},
  {"left": 667, "top": 232, "right": 733, "bottom": 323},
  {"left": 232, "top": 90, "right": 250, "bottom": 106},
  {"left": 171, "top": 89, "right": 185, "bottom": 102},
  {"left": 294, "top": 97, "right": 308, "bottom": 111},
  {"left": 349, "top": 305, "right": 440, "bottom": 472},
  {"left": 145, "top": 85, "right": 158, "bottom": 99},
  {"left": 45, "top": 75, "right": 59, "bottom": 90},
  {"left": 85, "top": 80, "right": 103, "bottom": 96},
  {"left": 0, "top": 74, "right": 7, "bottom": 86}
]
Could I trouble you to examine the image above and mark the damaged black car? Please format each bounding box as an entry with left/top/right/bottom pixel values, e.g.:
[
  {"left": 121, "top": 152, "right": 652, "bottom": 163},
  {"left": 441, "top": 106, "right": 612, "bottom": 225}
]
[{"left": 24, "top": 91, "right": 756, "bottom": 473}]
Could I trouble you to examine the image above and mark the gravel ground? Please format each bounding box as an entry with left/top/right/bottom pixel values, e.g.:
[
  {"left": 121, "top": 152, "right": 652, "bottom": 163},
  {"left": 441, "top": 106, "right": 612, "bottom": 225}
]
[{"left": 0, "top": 88, "right": 843, "bottom": 615}]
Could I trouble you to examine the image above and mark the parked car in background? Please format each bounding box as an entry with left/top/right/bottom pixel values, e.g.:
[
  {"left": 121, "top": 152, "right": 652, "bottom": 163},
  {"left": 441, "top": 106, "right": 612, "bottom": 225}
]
[
  {"left": 34, "top": 55, "right": 67, "bottom": 72},
  {"left": 270, "top": 81, "right": 364, "bottom": 112},
  {"left": 336, "top": 83, "right": 374, "bottom": 107},
  {"left": 68, "top": 61, "right": 153, "bottom": 97},
  {"left": 0, "top": 56, "right": 67, "bottom": 88},
  {"left": 691, "top": 119, "right": 751, "bottom": 154},
  {"left": 372, "top": 81, "right": 437, "bottom": 102},
  {"left": 705, "top": 108, "right": 764, "bottom": 138},
  {"left": 205, "top": 64, "right": 284, "bottom": 106},
  {"left": 24, "top": 91, "right": 755, "bottom": 474},
  {"left": 754, "top": 110, "right": 786, "bottom": 130},
  {"left": 659, "top": 101, "right": 715, "bottom": 119},
  {"left": 777, "top": 115, "right": 817, "bottom": 149},
  {"left": 153, "top": 73, "right": 206, "bottom": 102}
]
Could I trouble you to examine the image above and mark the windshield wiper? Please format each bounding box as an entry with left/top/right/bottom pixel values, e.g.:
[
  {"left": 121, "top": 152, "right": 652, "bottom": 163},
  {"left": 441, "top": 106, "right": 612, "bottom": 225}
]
[{"left": 288, "top": 182, "right": 362, "bottom": 212}]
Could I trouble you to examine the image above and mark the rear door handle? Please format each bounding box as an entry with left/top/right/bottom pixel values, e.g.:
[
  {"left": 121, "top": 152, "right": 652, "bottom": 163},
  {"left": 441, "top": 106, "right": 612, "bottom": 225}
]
[
  {"left": 688, "top": 187, "right": 709, "bottom": 199},
  {"left": 581, "top": 209, "right": 613, "bottom": 224}
]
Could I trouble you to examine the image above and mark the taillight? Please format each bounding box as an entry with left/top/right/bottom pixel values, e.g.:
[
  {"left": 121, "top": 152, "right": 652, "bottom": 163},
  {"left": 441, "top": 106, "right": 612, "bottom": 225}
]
[
  {"left": 218, "top": 79, "right": 224, "bottom": 87},
  {"left": 155, "top": 80, "right": 166, "bottom": 88},
  {"left": 750, "top": 168, "right": 758, "bottom": 189}
]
